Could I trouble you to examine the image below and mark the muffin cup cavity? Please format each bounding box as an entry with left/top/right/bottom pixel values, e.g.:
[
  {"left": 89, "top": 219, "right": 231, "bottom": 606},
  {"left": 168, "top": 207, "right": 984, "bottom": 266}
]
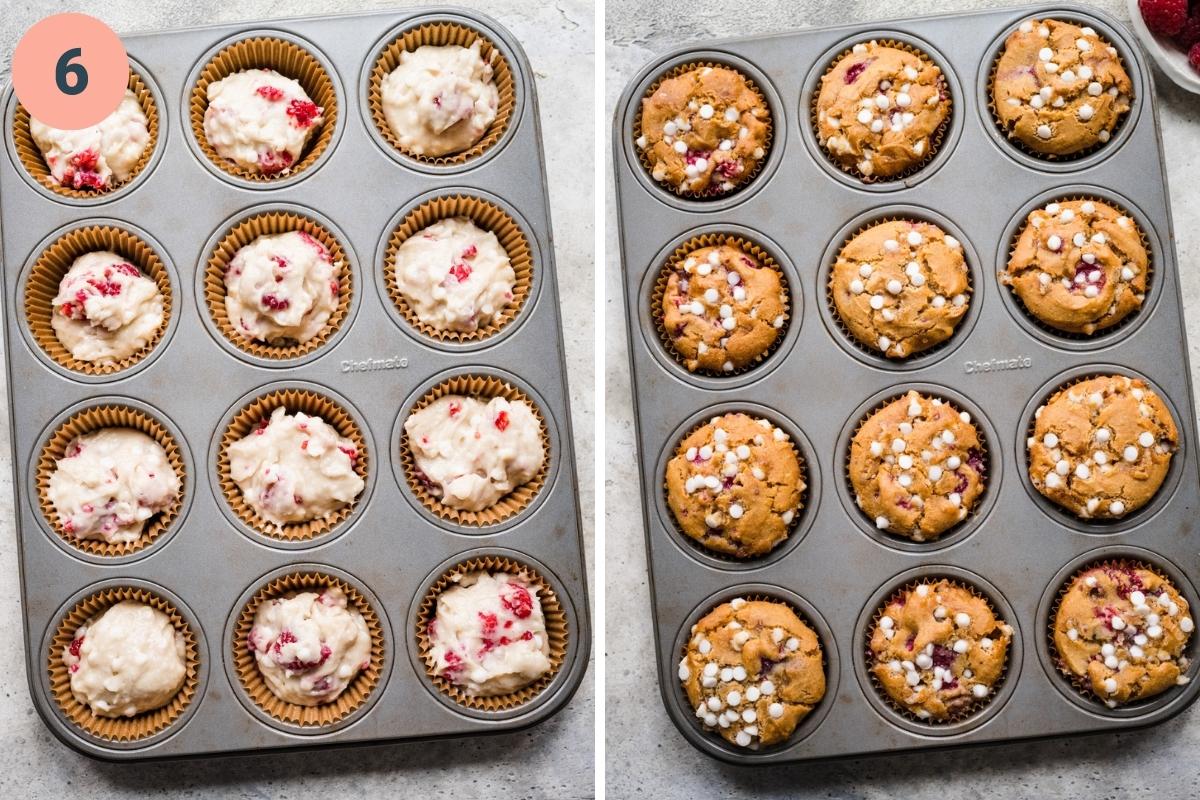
[
  {"left": 35, "top": 404, "right": 186, "bottom": 559},
  {"left": 633, "top": 60, "right": 773, "bottom": 201},
  {"left": 367, "top": 21, "right": 516, "bottom": 166},
  {"left": 217, "top": 388, "right": 369, "bottom": 542},
  {"left": 382, "top": 194, "right": 533, "bottom": 344},
  {"left": 399, "top": 374, "right": 549, "bottom": 527},
  {"left": 415, "top": 554, "right": 567, "bottom": 712},
  {"left": 203, "top": 210, "right": 352, "bottom": 361},
  {"left": 47, "top": 586, "right": 200, "bottom": 742},
  {"left": 13, "top": 67, "right": 159, "bottom": 200},
  {"left": 189, "top": 35, "right": 337, "bottom": 183},
  {"left": 231, "top": 571, "right": 385, "bottom": 728},
  {"left": 24, "top": 224, "right": 173, "bottom": 377},
  {"left": 651, "top": 232, "right": 791, "bottom": 378}
]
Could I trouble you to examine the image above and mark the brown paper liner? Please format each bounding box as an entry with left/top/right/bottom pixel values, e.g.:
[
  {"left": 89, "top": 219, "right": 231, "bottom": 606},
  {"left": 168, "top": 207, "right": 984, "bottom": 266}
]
[
  {"left": 401, "top": 375, "right": 549, "bottom": 526},
  {"left": 217, "top": 389, "right": 368, "bottom": 541},
  {"left": 35, "top": 405, "right": 185, "bottom": 558},
  {"left": 416, "top": 555, "right": 567, "bottom": 710},
  {"left": 24, "top": 225, "right": 172, "bottom": 376},
  {"left": 651, "top": 233, "right": 790, "bottom": 377},
  {"left": 189, "top": 37, "right": 337, "bottom": 181},
  {"left": 204, "top": 212, "right": 351, "bottom": 359},
  {"left": 233, "top": 572, "right": 384, "bottom": 727},
  {"left": 846, "top": 391, "right": 991, "bottom": 541},
  {"left": 811, "top": 39, "right": 951, "bottom": 183},
  {"left": 48, "top": 586, "right": 200, "bottom": 741},
  {"left": 866, "top": 577, "right": 1010, "bottom": 724},
  {"left": 826, "top": 216, "right": 973, "bottom": 361},
  {"left": 987, "top": 20, "right": 1132, "bottom": 162},
  {"left": 13, "top": 68, "right": 159, "bottom": 199},
  {"left": 634, "top": 61, "right": 773, "bottom": 200},
  {"left": 1004, "top": 194, "right": 1153, "bottom": 340},
  {"left": 662, "top": 412, "right": 806, "bottom": 562},
  {"left": 383, "top": 195, "right": 532, "bottom": 343},
  {"left": 367, "top": 22, "right": 516, "bottom": 165},
  {"left": 1047, "top": 558, "right": 1191, "bottom": 706}
]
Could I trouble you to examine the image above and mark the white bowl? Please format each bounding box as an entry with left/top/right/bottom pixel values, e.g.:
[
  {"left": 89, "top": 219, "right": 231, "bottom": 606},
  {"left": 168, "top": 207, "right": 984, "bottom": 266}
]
[{"left": 1126, "top": 0, "right": 1200, "bottom": 94}]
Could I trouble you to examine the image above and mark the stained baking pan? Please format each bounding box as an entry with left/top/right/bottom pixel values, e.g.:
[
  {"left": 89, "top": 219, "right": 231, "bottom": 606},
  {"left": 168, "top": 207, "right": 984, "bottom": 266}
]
[{"left": 612, "top": 2, "right": 1199, "bottom": 764}]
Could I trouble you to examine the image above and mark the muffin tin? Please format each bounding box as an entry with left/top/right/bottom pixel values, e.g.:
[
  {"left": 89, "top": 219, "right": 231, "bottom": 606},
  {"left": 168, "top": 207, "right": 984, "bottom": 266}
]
[
  {"left": 0, "top": 7, "right": 588, "bottom": 760},
  {"left": 612, "top": 3, "right": 1200, "bottom": 764}
]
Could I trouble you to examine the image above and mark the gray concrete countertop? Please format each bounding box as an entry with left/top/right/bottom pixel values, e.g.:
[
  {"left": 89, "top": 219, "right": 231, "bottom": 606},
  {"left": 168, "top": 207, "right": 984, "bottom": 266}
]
[
  {"left": 605, "top": 0, "right": 1200, "bottom": 796},
  {"left": 0, "top": 1, "right": 593, "bottom": 798}
]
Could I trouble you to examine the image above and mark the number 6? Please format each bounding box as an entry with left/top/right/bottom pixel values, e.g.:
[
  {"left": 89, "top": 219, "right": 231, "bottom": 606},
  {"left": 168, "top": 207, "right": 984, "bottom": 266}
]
[{"left": 55, "top": 48, "right": 88, "bottom": 96}]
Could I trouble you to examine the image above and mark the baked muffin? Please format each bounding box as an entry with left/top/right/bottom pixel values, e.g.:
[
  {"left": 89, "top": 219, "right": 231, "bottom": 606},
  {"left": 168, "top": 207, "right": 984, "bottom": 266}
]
[
  {"left": 869, "top": 580, "right": 1012, "bottom": 721},
  {"left": 63, "top": 601, "right": 187, "bottom": 718},
  {"left": 204, "top": 68, "right": 324, "bottom": 175},
  {"left": 31, "top": 89, "right": 150, "bottom": 191},
  {"left": 1003, "top": 199, "right": 1148, "bottom": 335},
  {"left": 426, "top": 571, "right": 552, "bottom": 697},
  {"left": 815, "top": 41, "right": 950, "bottom": 179},
  {"left": 660, "top": 243, "right": 787, "bottom": 373},
  {"left": 637, "top": 65, "right": 770, "bottom": 196},
  {"left": 1028, "top": 375, "right": 1177, "bottom": 519},
  {"left": 679, "top": 597, "right": 825, "bottom": 748},
  {"left": 830, "top": 220, "right": 969, "bottom": 358},
  {"left": 1053, "top": 562, "right": 1193, "bottom": 707},
  {"left": 665, "top": 413, "right": 804, "bottom": 558},
  {"left": 51, "top": 251, "right": 165, "bottom": 365},
  {"left": 849, "top": 391, "right": 986, "bottom": 541},
  {"left": 991, "top": 18, "right": 1132, "bottom": 156}
]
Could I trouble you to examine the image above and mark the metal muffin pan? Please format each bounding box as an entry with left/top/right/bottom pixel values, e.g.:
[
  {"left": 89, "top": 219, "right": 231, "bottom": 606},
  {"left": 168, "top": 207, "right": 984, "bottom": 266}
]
[
  {"left": 0, "top": 7, "right": 589, "bottom": 761},
  {"left": 613, "top": 2, "right": 1200, "bottom": 764}
]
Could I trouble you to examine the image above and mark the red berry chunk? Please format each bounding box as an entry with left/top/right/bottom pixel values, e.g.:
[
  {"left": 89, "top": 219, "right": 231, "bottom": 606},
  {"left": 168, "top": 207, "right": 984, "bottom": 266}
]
[
  {"left": 338, "top": 445, "right": 358, "bottom": 463},
  {"left": 1072, "top": 261, "right": 1106, "bottom": 294},
  {"left": 1191, "top": 41, "right": 1200, "bottom": 73},
  {"left": 448, "top": 262, "right": 472, "bottom": 282},
  {"left": 443, "top": 649, "right": 464, "bottom": 673},
  {"left": 844, "top": 61, "right": 868, "bottom": 84},
  {"left": 287, "top": 99, "right": 321, "bottom": 127},
  {"left": 261, "top": 293, "right": 290, "bottom": 310},
  {"left": 461, "top": 244, "right": 478, "bottom": 259},
  {"left": 448, "top": 401, "right": 462, "bottom": 418},
  {"left": 494, "top": 410, "right": 510, "bottom": 431},
  {"left": 1140, "top": 0, "right": 1188, "bottom": 36},
  {"left": 258, "top": 149, "right": 294, "bottom": 174},
  {"left": 69, "top": 636, "right": 85, "bottom": 658},
  {"left": 499, "top": 582, "right": 533, "bottom": 619},
  {"left": 113, "top": 262, "right": 140, "bottom": 277},
  {"left": 478, "top": 611, "right": 498, "bottom": 635},
  {"left": 297, "top": 230, "right": 330, "bottom": 261},
  {"left": 256, "top": 85, "right": 285, "bottom": 102}
]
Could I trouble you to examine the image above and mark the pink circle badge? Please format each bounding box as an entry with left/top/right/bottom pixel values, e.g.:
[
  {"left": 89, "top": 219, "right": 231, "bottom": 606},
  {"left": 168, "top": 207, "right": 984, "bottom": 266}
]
[{"left": 12, "top": 13, "right": 129, "bottom": 130}]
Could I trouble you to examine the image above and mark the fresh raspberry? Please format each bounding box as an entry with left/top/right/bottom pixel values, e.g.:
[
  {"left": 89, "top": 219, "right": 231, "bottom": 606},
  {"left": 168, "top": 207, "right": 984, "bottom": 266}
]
[
  {"left": 494, "top": 410, "right": 510, "bottom": 431},
  {"left": 271, "top": 255, "right": 288, "bottom": 271},
  {"left": 448, "top": 401, "right": 462, "bottom": 418},
  {"left": 261, "top": 293, "right": 290, "bottom": 310},
  {"left": 329, "top": 279, "right": 339, "bottom": 297},
  {"left": 478, "top": 612, "right": 498, "bottom": 635},
  {"left": 256, "top": 85, "right": 285, "bottom": 101},
  {"left": 258, "top": 149, "right": 294, "bottom": 175},
  {"left": 1140, "top": 0, "right": 1188, "bottom": 36},
  {"left": 287, "top": 99, "right": 321, "bottom": 127},
  {"left": 113, "top": 262, "right": 140, "bottom": 277},
  {"left": 255, "top": 417, "right": 270, "bottom": 435},
  {"left": 338, "top": 445, "right": 358, "bottom": 463},
  {"left": 500, "top": 582, "right": 533, "bottom": 619},
  {"left": 520, "top": 630, "right": 534, "bottom": 642},
  {"left": 297, "top": 230, "right": 330, "bottom": 260},
  {"left": 1177, "top": 14, "right": 1200, "bottom": 48},
  {"left": 69, "top": 636, "right": 85, "bottom": 658},
  {"left": 87, "top": 278, "right": 122, "bottom": 296},
  {"left": 461, "top": 244, "right": 477, "bottom": 259},
  {"left": 448, "top": 262, "right": 472, "bottom": 283},
  {"left": 715, "top": 159, "right": 742, "bottom": 179},
  {"left": 1191, "top": 41, "right": 1200, "bottom": 73},
  {"left": 443, "top": 650, "right": 464, "bottom": 673}
]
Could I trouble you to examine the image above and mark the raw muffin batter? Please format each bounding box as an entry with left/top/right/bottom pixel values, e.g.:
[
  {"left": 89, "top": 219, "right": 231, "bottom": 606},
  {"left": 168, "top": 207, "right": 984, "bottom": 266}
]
[
  {"left": 51, "top": 251, "right": 164, "bottom": 365},
  {"left": 991, "top": 18, "right": 1132, "bottom": 156},
  {"left": 64, "top": 600, "right": 187, "bottom": 717},
  {"left": 830, "top": 220, "right": 970, "bottom": 358},
  {"left": 393, "top": 217, "right": 515, "bottom": 334},
  {"left": 48, "top": 428, "right": 180, "bottom": 545},
  {"left": 679, "top": 597, "right": 825, "bottom": 748},
  {"left": 381, "top": 41, "right": 499, "bottom": 157},
  {"left": 1054, "top": 562, "right": 1192, "bottom": 707},
  {"left": 665, "top": 412, "right": 804, "bottom": 558},
  {"left": 638, "top": 65, "right": 770, "bottom": 196},
  {"left": 31, "top": 89, "right": 150, "bottom": 190},
  {"left": 427, "top": 571, "right": 552, "bottom": 696},
  {"left": 224, "top": 230, "right": 340, "bottom": 345},
  {"left": 405, "top": 395, "right": 544, "bottom": 512},
  {"left": 228, "top": 406, "right": 364, "bottom": 527},
  {"left": 869, "top": 579, "right": 1012, "bottom": 721},
  {"left": 849, "top": 391, "right": 987, "bottom": 541},
  {"left": 248, "top": 587, "right": 371, "bottom": 706},
  {"left": 660, "top": 243, "right": 787, "bottom": 373},
  {"left": 815, "top": 41, "right": 951, "bottom": 179},
  {"left": 1028, "top": 375, "right": 1177, "bottom": 519},
  {"left": 204, "top": 68, "right": 324, "bottom": 175},
  {"left": 1004, "top": 199, "right": 1148, "bottom": 334}
]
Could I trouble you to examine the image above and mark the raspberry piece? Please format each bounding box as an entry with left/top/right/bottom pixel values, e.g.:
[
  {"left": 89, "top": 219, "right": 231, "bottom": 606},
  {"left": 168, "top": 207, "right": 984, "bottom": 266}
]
[
  {"left": 443, "top": 650, "right": 464, "bottom": 673},
  {"left": 293, "top": 494, "right": 304, "bottom": 506},
  {"left": 499, "top": 582, "right": 533, "bottom": 619},
  {"left": 845, "top": 61, "right": 868, "bottom": 84},
  {"left": 479, "top": 612, "right": 498, "bottom": 635},
  {"left": 448, "top": 401, "right": 462, "bottom": 418},
  {"left": 113, "top": 262, "right": 140, "bottom": 277},
  {"left": 329, "top": 279, "right": 340, "bottom": 297},
  {"left": 520, "top": 630, "right": 534, "bottom": 642},
  {"left": 715, "top": 159, "right": 742, "bottom": 179},
  {"left": 1071, "top": 262, "right": 1106, "bottom": 294},
  {"left": 258, "top": 149, "right": 294, "bottom": 175},
  {"left": 448, "top": 262, "right": 472, "bottom": 282},
  {"left": 256, "top": 85, "right": 285, "bottom": 101},
  {"left": 967, "top": 448, "right": 987, "bottom": 478},
  {"left": 338, "top": 445, "right": 358, "bottom": 463},
  {"left": 461, "top": 244, "right": 478, "bottom": 259},
  {"left": 287, "top": 99, "right": 321, "bottom": 127},
  {"left": 1177, "top": 15, "right": 1200, "bottom": 48},
  {"left": 494, "top": 410, "right": 510, "bottom": 431},
  {"left": 930, "top": 644, "right": 957, "bottom": 669},
  {"left": 69, "top": 636, "right": 85, "bottom": 658},
  {"left": 255, "top": 417, "right": 270, "bottom": 435},
  {"left": 297, "top": 230, "right": 330, "bottom": 261},
  {"left": 1140, "top": 0, "right": 1188, "bottom": 36},
  {"left": 261, "top": 293, "right": 290, "bottom": 310},
  {"left": 1191, "top": 41, "right": 1200, "bottom": 73},
  {"left": 271, "top": 255, "right": 288, "bottom": 271}
]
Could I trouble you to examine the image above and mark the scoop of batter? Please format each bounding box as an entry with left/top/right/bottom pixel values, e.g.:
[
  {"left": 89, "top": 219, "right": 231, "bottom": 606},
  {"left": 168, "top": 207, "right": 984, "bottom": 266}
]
[
  {"left": 248, "top": 587, "right": 371, "bottom": 706},
  {"left": 48, "top": 428, "right": 180, "bottom": 545},
  {"left": 64, "top": 600, "right": 187, "bottom": 718},
  {"left": 404, "top": 395, "right": 543, "bottom": 512},
  {"left": 427, "top": 571, "right": 551, "bottom": 696},
  {"left": 225, "top": 231, "right": 340, "bottom": 345},
  {"left": 204, "top": 69, "right": 324, "bottom": 175},
  {"left": 31, "top": 89, "right": 150, "bottom": 190},
  {"left": 228, "top": 406, "right": 364, "bottom": 526},
  {"left": 51, "top": 251, "right": 164, "bottom": 365},
  {"left": 381, "top": 41, "right": 499, "bottom": 157},
  {"left": 393, "top": 217, "right": 514, "bottom": 333}
]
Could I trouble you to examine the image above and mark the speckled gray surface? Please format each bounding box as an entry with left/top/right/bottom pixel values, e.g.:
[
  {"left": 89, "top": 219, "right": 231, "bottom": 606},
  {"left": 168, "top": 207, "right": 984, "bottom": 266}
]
[
  {"left": 0, "top": 1, "right": 594, "bottom": 798},
  {"left": 605, "top": 0, "right": 1200, "bottom": 797}
]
